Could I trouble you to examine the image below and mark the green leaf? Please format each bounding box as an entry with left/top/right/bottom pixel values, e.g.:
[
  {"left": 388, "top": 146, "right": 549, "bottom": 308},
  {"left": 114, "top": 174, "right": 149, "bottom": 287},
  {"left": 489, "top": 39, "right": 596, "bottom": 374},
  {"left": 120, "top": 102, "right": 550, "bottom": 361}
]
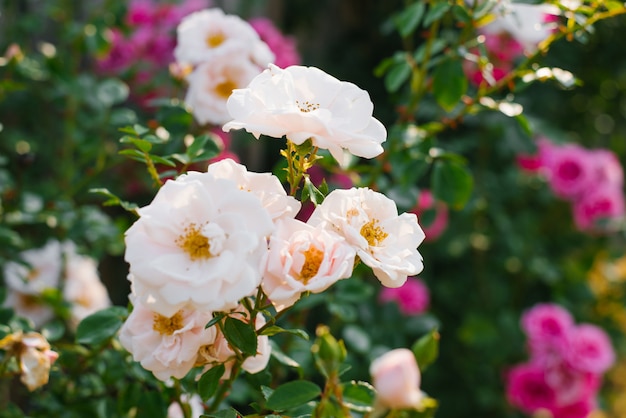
[
  {"left": 149, "top": 154, "right": 176, "bottom": 167},
  {"left": 223, "top": 317, "right": 257, "bottom": 357},
  {"left": 201, "top": 408, "right": 240, "bottom": 418},
  {"left": 198, "top": 364, "right": 225, "bottom": 401},
  {"left": 394, "top": 2, "right": 426, "bottom": 37},
  {"left": 89, "top": 188, "right": 138, "bottom": 213},
  {"left": 118, "top": 149, "right": 147, "bottom": 163},
  {"left": 342, "top": 381, "right": 375, "bottom": 412},
  {"left": 261, "top": 325, "right": 309, "bottom": 340},
  {"left": 431, "top": 160, "right": 473, "bottom": 209},
  {"left": 384, "top": 60, "right": 411, "bottom": 93},
  {"left": 432, "top": 58, "right": 467, "bottom": 112},
  {"left": 76, "top": 306, "right": 127, "bottom": 345},
  {"left": 269, "top": 340, "right": 303, "bottom": 372},
  {"left": 265, "top": 381, "right": 321, "bottom": 411},
  {"left": 411, "top": 329, "right": 440, "bottom": 371},
  {"left": 451, "top": 4, "right": 472, "bottom": 24},
  {"left": 205, "top": 313, "right": 226, "bottom": 329},
  {"left": 304, "top": 176, "right": 325, "bottom": 206},
  {"left": 424, "top": 1, "right": 451, "bottom": 27},
  {"left": 41, "top": 319, "right": 65, "bottom": 342}
]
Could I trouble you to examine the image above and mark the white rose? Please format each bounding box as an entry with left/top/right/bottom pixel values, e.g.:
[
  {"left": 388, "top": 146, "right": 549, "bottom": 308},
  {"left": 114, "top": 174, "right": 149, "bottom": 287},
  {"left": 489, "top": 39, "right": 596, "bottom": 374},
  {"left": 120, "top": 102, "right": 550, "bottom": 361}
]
[
  {"left": 308, "top": 188, "right": 425, "bottom": 287},
  {"left": 223, "top": 64, "right": 387, "bottom": 166},
  {"left": 125, "top": 172, "right": 274, "bottom": 317},
  {"left": 174, "top": 8, "right": 274, "bottom": 67},
  {"left": 206, "top": 158, "right": 300, "bottom": 222}
]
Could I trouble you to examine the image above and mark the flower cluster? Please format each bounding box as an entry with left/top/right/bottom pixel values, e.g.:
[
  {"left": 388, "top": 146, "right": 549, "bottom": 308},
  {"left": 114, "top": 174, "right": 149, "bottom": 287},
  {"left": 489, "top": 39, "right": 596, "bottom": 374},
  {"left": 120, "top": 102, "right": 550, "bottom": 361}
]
[
  {"left": 518, "top": 138, "right": 625, "bottom": 232},
  {"left": 506, "top": 303, "right": 615, "bottom": 418},
  {"left": 96, "top": 0, "right": 208, "bottom": 104},
  {"left": 174, "top": 8, "right": 274, "bottom": 125},
  {"left": 121, "top": 157, "right": 425, "bottom": 380},
  {"left": 3, "top": 240, "right": 111, "bottom": 330}
]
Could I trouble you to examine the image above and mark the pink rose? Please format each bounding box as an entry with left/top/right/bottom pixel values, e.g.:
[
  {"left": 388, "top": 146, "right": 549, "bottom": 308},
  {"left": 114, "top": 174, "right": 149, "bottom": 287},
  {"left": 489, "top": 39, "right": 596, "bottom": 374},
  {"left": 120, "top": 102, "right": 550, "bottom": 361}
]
[
  {"left": 565, "top": 324, "right": 615, "bottom": 374},
  {"left": 521, "top": 303, "right": 574, "bottom": 358},
  {"left": 588, "top": 149, "right": 623, "bottom": 188},
  {"left": 410, "top": 190, "right": 448, "bottom": 241},
  {"left": 544, "top": 361, "right": 600, "bottom": 406},
  {"left": 544, "top": 143, "right": 595, "bottom": 200},
  {"left": 505, "top": 362, "right": 557, "bottom": 413},
  {"left": 572, "top": 185, "right": 625, "bottom": 232},
  {"left": 262, "top": 218, "right": 356, "bottom": 311},
  {"left": 379, "top": 277, "right": 430, "bottom": 315},
  {"left": 550, "top": 397, "right": 596, "bottom": 418},
  {"left": 370, "top": 348, "right": 423, "bottom": 410}
]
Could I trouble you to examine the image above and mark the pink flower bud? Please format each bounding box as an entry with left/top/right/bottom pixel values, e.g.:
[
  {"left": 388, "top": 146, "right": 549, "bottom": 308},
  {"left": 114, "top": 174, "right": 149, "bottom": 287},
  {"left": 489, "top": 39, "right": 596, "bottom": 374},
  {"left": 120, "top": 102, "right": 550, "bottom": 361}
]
[{"left": 370, "top": 348, "right": 423, "bottom": 410}]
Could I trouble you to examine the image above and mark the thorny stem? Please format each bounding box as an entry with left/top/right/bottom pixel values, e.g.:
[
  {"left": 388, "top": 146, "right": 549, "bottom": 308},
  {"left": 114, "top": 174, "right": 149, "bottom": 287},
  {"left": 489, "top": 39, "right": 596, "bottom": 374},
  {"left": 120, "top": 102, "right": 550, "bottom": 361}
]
[{"left": 144, "top": 151, "right": 163, "bottom": 188}]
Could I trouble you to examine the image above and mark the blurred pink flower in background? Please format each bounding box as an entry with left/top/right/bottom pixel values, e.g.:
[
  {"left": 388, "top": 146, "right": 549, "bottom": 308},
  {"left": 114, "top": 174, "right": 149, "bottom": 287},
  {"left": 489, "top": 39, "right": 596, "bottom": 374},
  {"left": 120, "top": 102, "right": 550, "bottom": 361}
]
[
  {"left": 517, "top": 137, "right": 625, "bottom": 233},
  {"left": 506, "top": 303, "right": 615, "bottom": 418},
  {"left": 379, "top": 276, "right": 430, "bottom": 315},
  {"left": 410, "top": 190, "right": 448, "bottom": 241},
  {"left": 370, "top": 348, "right": 423, "bottom": 410},
  {"left": 249, "top": 17, "right": 301, "bottom": 69}
]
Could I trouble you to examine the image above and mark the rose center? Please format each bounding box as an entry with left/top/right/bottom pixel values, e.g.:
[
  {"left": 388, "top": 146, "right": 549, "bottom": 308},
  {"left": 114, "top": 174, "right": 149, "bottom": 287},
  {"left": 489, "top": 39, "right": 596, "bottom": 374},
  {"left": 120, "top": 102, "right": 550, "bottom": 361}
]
[
  {"left": 206, "top": 32, "right": 225, "bottom": 48},
  {"left": 360, "top": 219, "right": 388, "bottom": 247},
  {"left": 296, "top": 100, "right": 320, "bottom": 113},
  {"left": 215, "top": 80, "right": 237, "bottom": 99},
  {"left": 176, "top": 222, "right": 225, "bottom": 261},
  {"left": 299, "top": 245, "right": 324, "bottom": 284},
  {"left": 26, "top": 268, "right": 39, "bottom": 281},
  {"left": 153, "top": 311, "right": 184, "bottom": 336}
]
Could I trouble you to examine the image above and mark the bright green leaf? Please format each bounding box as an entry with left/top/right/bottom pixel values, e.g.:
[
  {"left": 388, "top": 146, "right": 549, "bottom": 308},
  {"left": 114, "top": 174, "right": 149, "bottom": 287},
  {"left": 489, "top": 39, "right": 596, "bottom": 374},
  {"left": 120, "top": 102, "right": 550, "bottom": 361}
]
[
  {"left": 76, "top": 306, "right": 127, "bottom": 345},
  {"left": 342, "top": 381, "right": 375, "bottom": 412},
  {"left": 411, "top": 329, "right": 440, "bottom": 371},
  {"left": 385, "top": 60, "right": 411, "bottom": 93}
]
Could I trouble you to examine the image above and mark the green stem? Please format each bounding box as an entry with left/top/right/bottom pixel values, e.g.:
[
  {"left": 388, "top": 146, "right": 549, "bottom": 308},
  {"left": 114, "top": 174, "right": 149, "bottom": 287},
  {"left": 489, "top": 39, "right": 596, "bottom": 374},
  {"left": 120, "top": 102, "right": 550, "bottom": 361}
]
[{"left": 144, "top": 151, "right": 163, "bottom": 187}]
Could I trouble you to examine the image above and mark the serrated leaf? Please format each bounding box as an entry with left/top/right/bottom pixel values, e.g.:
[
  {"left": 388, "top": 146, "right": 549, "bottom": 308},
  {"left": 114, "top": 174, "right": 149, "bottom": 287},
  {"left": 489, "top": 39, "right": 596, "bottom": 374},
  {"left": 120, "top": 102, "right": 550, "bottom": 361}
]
[
  {"left": 432, "top": 58, "right": 467, "bottom": 112},
  {"left": 431, "top": 160, "right": 473, "bottom": 209},
  {"left": 198, "top": 364, "right": 225, "bottom": 401},
  {"left": 394, "top": 2, "right": 426, "bottom": 37},
  {"left": 223, "top": 317, "right": 257, "bottom": 357},
  {"left": 265, "top": 381, "right": 321, "bottom": 411},
  {"left": 76, "top": 306, "right": 127, "bottom": 345}
]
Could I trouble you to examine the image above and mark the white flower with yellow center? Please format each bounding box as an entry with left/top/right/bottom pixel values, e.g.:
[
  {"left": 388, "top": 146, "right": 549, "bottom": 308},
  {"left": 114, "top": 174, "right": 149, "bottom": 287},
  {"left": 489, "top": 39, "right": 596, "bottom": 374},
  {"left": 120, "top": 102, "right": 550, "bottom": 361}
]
[
  {"left": 262, "top": 218, "right": 356, "bottom": 311},
  {"left": 174, "top": 8, "right": 274, "bottom": 68},
  {"left": 184, "top": 57, "right": 262, "bottom": 126},
  {"left": 223, "top": 64, "right": 387, "bottom": 166},
  {"left": 119, "top": 298, "right": 216, "bottom": 381},
  {"left": 205, "top": 158, "right": 301, "bottom": 222},
  {"left": 124, "top": 172, "right": 275, "bottom": 317},
  {"left": 308, "top": 188, "right": 425, "bottom": 288}
]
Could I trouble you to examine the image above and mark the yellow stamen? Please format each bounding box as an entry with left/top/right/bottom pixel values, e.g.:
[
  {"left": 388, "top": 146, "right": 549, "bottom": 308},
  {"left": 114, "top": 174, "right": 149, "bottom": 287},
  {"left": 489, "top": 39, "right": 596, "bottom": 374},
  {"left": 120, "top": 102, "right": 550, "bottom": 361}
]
[
  {"left": 153, "top": 311, "right": 184, "bottom": 336},
  {"left": 206, "top": 32, "right": 225, "bottom": 48},
  {"left": 300, "top": 245, "right": 324, "bottom": 284},
  {"left": 296, "top": 100, "right": 320, "bottom": 113},
  {"left": 215, "top": 80, "right": 237, "bottom": 99},
  {"left": 176, "top": 223, "right": 212, "bottom": 261},
  {"left": 360, "top": 219, "right": 388, "bottom": 247}
]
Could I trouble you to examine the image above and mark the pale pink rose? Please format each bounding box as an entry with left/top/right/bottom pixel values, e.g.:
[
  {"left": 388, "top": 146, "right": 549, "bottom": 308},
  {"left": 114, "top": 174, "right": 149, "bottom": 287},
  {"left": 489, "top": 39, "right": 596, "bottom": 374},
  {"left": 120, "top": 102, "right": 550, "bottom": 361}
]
[
  {"left": 63, "top": 246, "right": 111, "bottom": 330},
  {"left": 249, "top": 17, "right": 300, "bottom": 69},
  {"left": 521, "top": 303, "right": 573, "bottom": 359},
  {"left": 262, "top": 218, "right": 356, "bottom": 311},
  {"left": 167, "top": 394, "right": 205, "bottom": 418},
  {"left": 506, "top": 362, "right": 557, "bottom": 413},
  {"left": 565, "top": 324, "right": 615, "bottom": 374},
  {"left": 124, "top": 172, "right": 274, "bottom": 317},
  {"left": 184, "top": 57, "right": 262, "bottom": 126},
  {"left": 223, "top": 64, "right": 387, "bottom": 166},
  {"left": 206, "top": 158, "right": 300, "bottom": 222},
  {"left": 197, "top": 304, "right": 271, "bottom": 377},
  {"left": 174, "top": 8, "right": 274, "bottom": 67},
  {"left": 3, "top": 240, "right": 63, "bottom": 327},
  {"left": 308, "top": 188, "right": 425, "bottom": 288},
  {"left": 379, "top": 277, "right": 429, "bottom": 315},
  {"left": 410, "top": 190, "right": 448, "bottom": 241},
  {"left": 544, "top": 144, "right": 596, "bottom": 200},
  {"left": 370, "top": 348, "right": 423, "bottom": 410},
  {"left": 572, "top": 185, "right": 625, "bottom": 232},
  {"left": 119, "top": 298, "right": 216, "bottom": 381}
]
